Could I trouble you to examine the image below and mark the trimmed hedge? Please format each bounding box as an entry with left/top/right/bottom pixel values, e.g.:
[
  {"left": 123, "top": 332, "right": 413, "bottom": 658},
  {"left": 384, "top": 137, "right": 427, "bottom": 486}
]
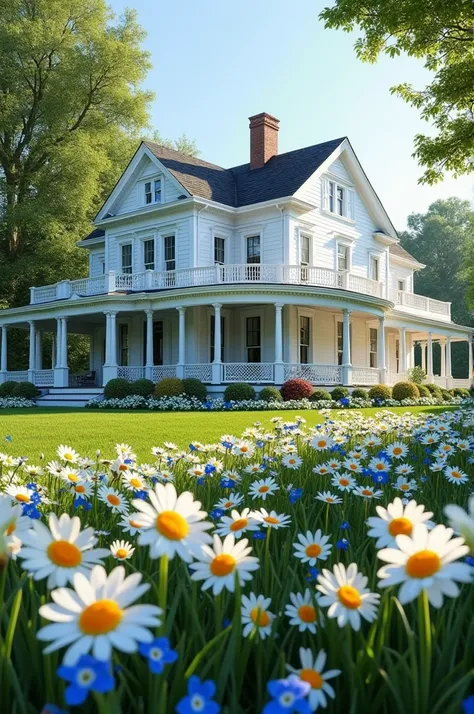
[
  {"left": 259, "top": 386, "right": 283, "bottom": 403},
  {"left": 223, "top": 383, "right": 256, "bottom": 402},
  {"left": 0, "top": 380, "right": 19, "bottom": 397},
  {"left": 417, "top": 384, "right": 431, "bottom": 397},
  {"left": 330, "top": 386, "right": 350, "bottom": 402},
  {"left": 11, "top": 381, "right": 40, "bottom": 399},
  {"left": 392, "top": 381, "right": 420, "bottom": 401},
  {"left": 154, "top": 377, "right": 185, "bottom": 399},
  {"left": 368, "top": 384, "right": 392, "bottom": 401},
  {"left": 453, "top": 387, "right": 470, "bottom": 398},
  {"left": 182, "top": 378, "right": 207, "bottom": 401},
  {"left": 310, "top": 388, "right": 332, "bottom": 402},
  {"left": 424, "top": 383, "right": 443, "bottom": 399},
  {"left": 351, "top": 388, "right": 368, "bottom": 400},
  {"left": 280, "top": 379, "right": 313, "bottom": 401},
  {"left": 104, "top": 378, "right": 132, "bottom": 400},
  {"left": 130, "top": 379, "right": 155, "bottom": 397}
]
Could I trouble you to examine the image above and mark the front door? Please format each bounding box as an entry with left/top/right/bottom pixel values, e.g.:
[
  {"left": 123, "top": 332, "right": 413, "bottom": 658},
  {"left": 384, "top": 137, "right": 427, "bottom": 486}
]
[{"left": 143, "top": 320, "right": 164, "bottom": 365}]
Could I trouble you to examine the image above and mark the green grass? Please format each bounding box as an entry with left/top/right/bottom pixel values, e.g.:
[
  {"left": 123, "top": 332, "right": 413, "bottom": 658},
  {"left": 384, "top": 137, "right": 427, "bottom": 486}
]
[{"left": 0, "top": 405, "right": 455, "bottom": 461}]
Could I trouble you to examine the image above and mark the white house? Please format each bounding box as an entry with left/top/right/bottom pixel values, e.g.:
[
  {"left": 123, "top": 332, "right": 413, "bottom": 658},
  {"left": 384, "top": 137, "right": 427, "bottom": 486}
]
[{"left": 0, "top": 113, "right": 472, "bottom": 404}]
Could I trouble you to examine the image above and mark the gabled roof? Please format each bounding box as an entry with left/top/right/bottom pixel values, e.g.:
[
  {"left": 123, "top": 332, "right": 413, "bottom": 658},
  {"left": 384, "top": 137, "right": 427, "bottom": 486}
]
[
  {"left": 389, "top": 242, "right": 423, "bottom": 267},
  {"left": 144, "top": 138, "right": 345, "bottom": 208}
]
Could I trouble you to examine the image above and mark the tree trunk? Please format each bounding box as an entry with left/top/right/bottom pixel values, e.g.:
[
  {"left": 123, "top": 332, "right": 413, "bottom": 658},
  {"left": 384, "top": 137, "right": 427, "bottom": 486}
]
[{"left": 4, "top": 177, "right": 21, "bottom": 256}]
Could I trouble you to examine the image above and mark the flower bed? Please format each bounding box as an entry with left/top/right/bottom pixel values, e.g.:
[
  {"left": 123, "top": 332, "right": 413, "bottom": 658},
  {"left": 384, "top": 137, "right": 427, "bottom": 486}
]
[
  {"left": 0, "top": 408, "right": 473, "bottom": 713},
  {"left": 0, "top": 396, "right": 36, "bottom": 408},
  {"left": 87, "top": 393, "right": 468, "bottom": 411}
]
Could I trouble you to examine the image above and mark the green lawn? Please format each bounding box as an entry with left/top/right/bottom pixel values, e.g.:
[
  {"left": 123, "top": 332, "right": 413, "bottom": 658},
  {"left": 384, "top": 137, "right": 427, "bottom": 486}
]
[{"left": 0, "top": 405, "right": 455, "bottom": 462}]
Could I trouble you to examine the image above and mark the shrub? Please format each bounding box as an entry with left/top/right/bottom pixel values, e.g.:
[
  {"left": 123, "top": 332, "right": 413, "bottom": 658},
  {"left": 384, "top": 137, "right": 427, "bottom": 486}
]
[
  {"left": 130, "top": 378, "right": 155, "bottom": 397},
  {"left": 104, "top": 378, "right": 132, "bottom": 400},
  {"left": 154, "top": 377, "right": 185, "bottom": 399},
  {"left": 453, "top": 387, "right": 470, "bottom": 398},
  {"left": 368, "top": 384, "right": 392, "bottom": 401},
  {"left": 417, "top": 384, "right": 431, "bottom": 398},
  {"left": 0, "top": 380, "right": 19, "bottom": 397},
  {"left": 330, "top": 387, "right": 350, "bottom": 402},
  {"left": 392, "top": 381, "right": 420, "bottom": 401},
  {"left": 351, "top": 388, "right": 368, "bottom": 400},
  {"left": 11, "top": 381, "right": 40, "bottom": 399},
  {"left": 183, "top": 378, "right": 207, "bottom": 401},
  {"left": 441, "top": 389, "right": 453, "bottom": 401},
  {"left": 424, "top": 383, "right": 442, "bottom": 399},
  {"left": 259, "top": 386, "right": 283, "bottom": 403},
  {"left": 280, "top": 379, "right": 313, "bottom": 401},
  {"left": 310, "top": 388, "right": 331, "bottom": 402},
  {"left": 224, "top": 383, "right": 256, "bottom": 401},
  {"left": 407, "top": 366, "right": 426, "bottom": 384}
]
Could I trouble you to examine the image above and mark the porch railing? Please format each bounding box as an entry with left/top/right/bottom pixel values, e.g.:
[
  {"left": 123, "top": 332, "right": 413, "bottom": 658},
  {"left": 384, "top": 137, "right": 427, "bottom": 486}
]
[
  {"left": 389, "top": 289, "right": 451, "bottom": 320},
  {"left": 151, "top": 365, "right": 178, "bottom": 382},
  {"left": 117, "top": 366, "right": 145, "bottom": 381},
  {"left": 222, "top": 363, "right": 275, "bottom": 383},
  {"left": 184, "top": 364, "right": 213, "bottom": 383},
  {"left": 352, "top": 367, "right": 380, "bottom": 385},
  {"left": 34, "top": 369, "right": 55, "bottom": 387},
  {"left": 284, "top": 363, "right": 342, "bottom": 384}
]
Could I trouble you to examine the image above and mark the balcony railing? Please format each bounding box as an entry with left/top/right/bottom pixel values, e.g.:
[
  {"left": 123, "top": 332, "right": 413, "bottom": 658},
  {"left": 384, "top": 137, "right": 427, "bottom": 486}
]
[
  {"left": 389, "top": 289, "right": 451, "bottom": 321},
  {"left": 30, "top": 265, "right": 384, "bottom": 305}
]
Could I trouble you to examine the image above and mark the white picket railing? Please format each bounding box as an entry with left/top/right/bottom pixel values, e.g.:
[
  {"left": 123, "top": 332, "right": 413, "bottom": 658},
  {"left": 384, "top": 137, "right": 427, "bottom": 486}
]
[
  {"left": 117, "top": 366, "right": 145, "bottom": 381},
  {"left": 151, "top": 365, "right": 178, "bottom": 382},
  {"left": 5, "top": 371, "right": 29, "bottom": 382},
  {"left": 284, "top": 363, "right": 343, "bottom": 384},
  {"left": 352, "top": 367, "right": 380, "bottom": 385},
  {"left": 223, "top": 363, "right": 275, "bottom": 383},
  {"left": 34, "top": 369, "right": 55, "bottom": 387},
  {"left": 184, "top": 364, "right": 213, "bottom": 382},
  {"left": 70, "top": 275, "right": 107, "bottom": 297},
  {"left": 390, "top": 289, "right": 451, "bottom": 320}
]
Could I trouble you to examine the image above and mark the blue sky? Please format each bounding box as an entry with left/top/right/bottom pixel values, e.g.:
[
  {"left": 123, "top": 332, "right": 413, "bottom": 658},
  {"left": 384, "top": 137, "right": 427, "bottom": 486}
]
[{"left": 111, "top": 0, "right": 472, "bottom": 229}]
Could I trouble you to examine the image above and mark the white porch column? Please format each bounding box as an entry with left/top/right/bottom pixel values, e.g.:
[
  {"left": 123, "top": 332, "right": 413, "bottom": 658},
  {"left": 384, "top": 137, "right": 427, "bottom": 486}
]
[
  {"left": 28, "top": 320, "right": 36, "bottom": 382},
  {"left": 274, "top": 303, "right": 285, "bottom": 385},
  {"left": 177, "top": 306, "right": 186, "bottom": 379},
  {"left": 421, "top": 341, "right": 426, "bottom": 372},
  {"left": 427, "top": 332, "right": 434, "bottom": 383},
  {"left": 377, "top": 315, "right": 387, "bottom": 384},
  {"left": 0, "top": 326, "right": 7, "bottom": 382},
  {"left": 35, "top": 329, "right": 43, "bottom": 371},
  {"left": 102, "top": 311, "right": 118, "bottom": 385},
  {"left": 211, "top": 303, "right": 222, "bottom": 384},
  {"left": 51, "top": 334, "right": 56, "bottom": 370},
  {"left": 54, "top": 317, "right": 69, "bottom": 387},
  {"left": 341, "top": 308, "right": 352, "bottom": 386},
  {"left": 440, "top": 338, "right": 446, "bottom": 379},
  {"left": 399, "top": 327, "right": 407, "bottom": 375},
  {"left": 446, "top": 336, "right": 453, "bottom": 388},
  {"left": 145, "top": 310, "right": 154, "bottom": 380},
  {"left": 468, "top": 335, "right": 473, "bottom": 387}
]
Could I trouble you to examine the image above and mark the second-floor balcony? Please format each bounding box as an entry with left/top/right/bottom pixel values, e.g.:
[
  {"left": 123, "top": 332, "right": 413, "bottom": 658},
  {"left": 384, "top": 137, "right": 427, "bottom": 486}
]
[{"left": 29, "top": 263, "right": 451, "bottom": 320}]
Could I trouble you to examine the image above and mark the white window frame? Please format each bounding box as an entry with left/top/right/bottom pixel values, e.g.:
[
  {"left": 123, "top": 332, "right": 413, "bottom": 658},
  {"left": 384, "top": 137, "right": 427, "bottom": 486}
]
[
  {"left": 335, "top": 238, "right": 352, "bottom": 273},
  {"left": 239, "top": 308, "right": 265, "bottom": 363},
  {"left": 299, "top": 232, "right": 311, "bottom": 266},
  {"left": 296, "top": 307, "right": 314, "bottom": 364},
  {"left": 368, "top": 325, "right": 378, "bottom": 368},
  {"left": 322, "top": 175, "right": 356, "bottom": 222},
  {"left": 117, "top": 319, "right": 131, "bottom": 366},
  {"left": 120, "top": 242, "right": 133, "bottom": 274},
  {"left": 368, "top": 252, "right": 382, "bottom": 282},
  {"left": 397, "top": 279, "right": 406, "bottom": 292},
  {"left": 241, "top": 227, "right": 263, "bottom": 264},
  {"left": 140, "top": 173, "right": 165, "bottom": 207},
  {"left": 162, "top": 233, "right": 176, "bottom": 272}
]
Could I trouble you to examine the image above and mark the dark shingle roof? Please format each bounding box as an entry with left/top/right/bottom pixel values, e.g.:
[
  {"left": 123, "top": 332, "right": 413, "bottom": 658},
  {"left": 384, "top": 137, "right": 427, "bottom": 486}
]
[
  {"left": 389, "top": 242, "right": 422, "bottom": 265},
  {"left": 83, "top": 228, "right": 105, "bottom": 241},
  {"left": 144, "top": 138, "right": 345, "bottom": 208}
]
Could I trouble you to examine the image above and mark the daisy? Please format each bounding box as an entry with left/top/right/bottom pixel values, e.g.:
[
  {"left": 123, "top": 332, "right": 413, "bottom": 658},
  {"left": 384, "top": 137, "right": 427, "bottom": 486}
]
[
  {"left": 377, "top": 523, "right": 471, "bottom": 607},
  {"left": 353, "top": 486, "right": 383, "bottom": 500},
  {"left": 215, "top": 508, "right": 260, "bottom": 539},
  {"left": 231, "top": 440, "right": 255, "bottom": 458},
  {"left": 116, "top": 443, "right": 135, "bottom": 458},
  {"left": 4, "top": 484, "right": 36, "bottom": 505},
  {"left": 244, "top": 463, "right": 265, "bottom": 475},
  {"left": 164, "top": 441, "right": 178, "bottom": 451},
  {"left": 18, "top": 513, "right": 110, "bottom": 588},
  {"left": 293, "top": 530, "right": 332, "bottom": 566},
  {"left": 368, "top": 457, "right": 391, "bottom": 474},
  {"left": 385, "top": 442, "right": 408, "bottom": 460},
  {"left": 98, "top": 487, "right": 129, "bottom": 514},
  {"left": 118, "top": 514, "right": 145, "bottom": 536},
  {"left": 394, "top": 476, "right": 418, "bottom": 493},
  {"left": 282, "top": 454, "right": 303, "bottom": 470},
  {"left": 444, "top": 466, "right": 469, "bottom": 485},
  {"left": 253, "top": 508, "right": 291, "bottom": 529},
  {"left": 215, "top": 493, "right": 244, "bottom": 511},
  {"left": 366, "top": 498, "right": 434, "bottom": 548},
  {"left": 315, "top": 491, "right": 342, "bottom": 505},
  {"left": 110, "top": 540, "right": 135, "bottom": 560},
  {"left": 331, "top": 474, "right": 356, "bottom": 492},
  {"left": 59, "top": 468, "right": 82, "bottom": 485},
  {"left": 37, "top": 565, "right": 162, "bottom": 665},
  {"left": 111, "top": 459, "right": 132, "bottom": 475},
  {"left": 310, "top": 435, "right": 334, "bottom": 452},
  {"left": 71, "top": 482, "right": 93, "bottom": 499},
  {"left": 24, "top": 465, "right": 44, "bottom": 478},
  {"left": 248, "top": 477, "right": 279, "bottom": 500},
  {"left": 286, "top": 648, "right": 341, "bottom": 712},
  {"left": 285, "top": 590, "right": 321, "bottom": 633},
  {"left": 157, "top": 470, "right": 174, "bottom": 483},
  {"left": 241, "top": 593, "right": 275, "bottom": 639},
  {"left": 221, "top": 470, "right": 241, "bottom": 485},
  {"left": 57, "top": 446, "right": 80, "bottom": 464},
  {"left": 342, "top": 459, "right": 362, "bottom": 474},
  {"left": 364, "top": 435, "right": 382, "bottom": 448},
  {"left": 317, "top": 563, "right": 380, "bottom": 630},
  {"left": 313, "top": 464, "right": 333, "bottom": 476},
  {"left": 444, "top": 496, "right": 474, "bottom": 554},
  {"left": 122, "top": 473, "right": 149, "bottom": 493},
  {"left": 395, "top": 463, "right": 415, "bottom": 476},
  {"left": 133, "top": 483, "right": 213, "bottom": 562},
  {"left": 189, "top": 534, "right": 259, "bottom": 595},
  {"left": 0, "top": 496, "right": 23, "bottom": 555}
]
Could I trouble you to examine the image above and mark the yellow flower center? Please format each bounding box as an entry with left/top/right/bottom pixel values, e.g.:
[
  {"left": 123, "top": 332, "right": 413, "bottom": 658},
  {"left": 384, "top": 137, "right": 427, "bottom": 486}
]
[
  {"left": 210, "top": 554, "right": 236, "bottom": 577},
  {"left": 317, "top": 440, "right": 327, "bottom": 448},
  {"left": 79, "top": 599, "right": 123, "bottom": 635},
  {"left": 224, "top": 501, "right": 233, "bottom": 508},
  {"left": 240, "top": 446, "right": 248, "bottom": 453},
  {"left": 259, "top": 486, "right": 270, "bottom": 493},
  {"left": 320, "top": 468, "right": 328, "bottom": 474},
  {"left": 15, "top": 494, "right": 30, "bottom": 503},
  {"left": 129, "top": 519, "right": 142, "bottom": 528},
  {"left": 298, "top": 605, "right": 316, "bottom": 623},
  {"left": 119, "top": 464, "right": 128, "bottom": 471},
  {"left": 300, "top": 669, "right": 323, "bottom": 689},
  {"left": 115, "top": 548, "right": 128, "bottom": 559},
  {"left": 405, "top": 550, "right": 441, "bottom": 578},
  {"left": 339, "top": 478, "right": 350, "bottom": 486},
  {"left": 326, "top": 498, "right": 334, "bottom": 503},
  {"left": 400, "top": 484, "right": 410, "bottom": 491},
  {"left": 264, "top": 516, "right": 279, "bottom": 525},
  {"left": 393, "top": 447, "right": 403, "bottom": 456},
  {"left": 250, "top": 607, "right": 270, "bottom": 627},
  {"left": 64, "top": 453, "right": 73, "bottom": 461},
  {"left": 6, "top": 523, "right": 15, "bottom": 536},
  {"left": 451, "top": 471, "right": 462, "bottom": 479},
  {"left": 74, "top": 485, "right": 86, "bottom": 493},
  {"left": 130, "top": 478, "right": 142, "bottom": 488},
  {"left": 349, "top": 464, "right": 357, "bottom": 471},
  {"left": 375, "top": 464, "right": 385, "bottom": 471},
  {"left": 337, "top": 585, "right": 362, "bottom": 609},
  {"left": 67, "top": 474, "right": 79, "bottom": 483},
  {"left": 107, "top": 494, "right": 121, "bottom": 506},
  {"left": 156, "top": 511, "right": 188, "bottom": 540},
  {"left": 47, "top": 540, "right": 82, "bottom": 567},
  {"left": 361, "top": 489, "right": 373, "bottom": 496},
  {"left": 388, "top": 517, "right": 413, "bottom": 537},
  {"left": 230, "top": 518, "right": 248, "bottom": 532},
  {"left": 305, "top": 544, "right": 321, "bottom": 558}
]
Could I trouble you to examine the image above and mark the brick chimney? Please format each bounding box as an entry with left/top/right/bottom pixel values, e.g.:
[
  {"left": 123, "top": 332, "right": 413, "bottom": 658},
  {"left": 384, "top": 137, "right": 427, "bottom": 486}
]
[{"left": 249, "top": 113, "right": 280, "bottom": 169}]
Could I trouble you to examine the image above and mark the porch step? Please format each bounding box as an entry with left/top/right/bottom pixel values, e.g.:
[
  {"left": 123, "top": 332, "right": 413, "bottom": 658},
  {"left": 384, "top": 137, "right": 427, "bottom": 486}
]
[{"left": 36, "top": 387, "right": 104, "bottom": 408}]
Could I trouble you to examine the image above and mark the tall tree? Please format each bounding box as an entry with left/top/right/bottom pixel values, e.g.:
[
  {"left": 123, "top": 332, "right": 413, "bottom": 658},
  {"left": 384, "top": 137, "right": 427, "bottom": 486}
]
[
  {"left": 320, "top": 0, "right": 474, "bottom": 184},
  {"left": 149, "top": 130, "right": 200, "bottom": 157},
  {"left": 399, "top": 197, "right": 474, "bottom": 377}
]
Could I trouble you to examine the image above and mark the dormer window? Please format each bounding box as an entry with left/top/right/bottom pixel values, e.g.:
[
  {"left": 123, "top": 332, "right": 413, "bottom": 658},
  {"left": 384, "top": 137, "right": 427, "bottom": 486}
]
[
  {"left": 144, "top": 179, "right": 162, "bottom": 205},
  {"left": 324, "top": 178, "right": 355, "bottom": 220}
]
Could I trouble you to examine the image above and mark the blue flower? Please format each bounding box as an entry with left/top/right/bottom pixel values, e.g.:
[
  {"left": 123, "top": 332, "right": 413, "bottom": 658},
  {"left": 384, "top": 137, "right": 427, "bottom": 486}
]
[
  {"left": 340, "top": 521, "right": 351, "bottom": 530},
  {"left": 256, "top": 440, "right": 265, "bottom": 448},
  {"left": 30, "top": 491, "right": 42, "bottom": 504},
  {"left": 465, "top": 556, "right": 474, "bottom": 567},
  {"left": 263, "top": 675, "right": 311, "bottom": 714},
  {"left": 134, "top": 490, "right": 148, "bottom": 500},
  {"left": 26, "top": 482, "right": 38, "bottom": 491},
  {"left": 305, "top": 567, "right": 319, "bottom": 583},
  {"left": 371, "top": 472, "right": 389, "bottom": 484},
  {"left": 210, "top": 508, "right": 224, "bottom": 520},
  {"left": 176, "top": 675, "right": 220, "bottom": 714},
  {"left": 5, "top": 435, "right": 12, "bottom": 443},
  {"left": 139, "top": 637, "right": 178, "bottom": 674},
  {"left": 340, "top": 397, "right": 350, "bottom": 407},
  {"left": 252, "top": 531, "right": 266, "bottom": 540},
  {"left": 57, "top": 655, "right": 114, "bottom": 706},
  {"left": 221, "top": 440, "right": 233, "bottom": 450},
  {"left": 73, "top": 496, "right": 92, "bottom": 511},
  {"left": 22, "top": 504, "right": 41, "bottom": 519},
  {"left": 220, "top": 479, "right": 234, "bottom": 489},
  {"left": 204, "top": 463, "right": 216, "bottom": 475},
  {"left": 336, "top": 538, "right": 349, "bottom": 551},
  {"left": 196, "top": 477, "right": 206, "bottom": 486},
  {"left": 288, "top": 488, "right": 303, "bottom": 504},
  {"left": 463, "top": 696, "right": 474, "bottom": 714}
]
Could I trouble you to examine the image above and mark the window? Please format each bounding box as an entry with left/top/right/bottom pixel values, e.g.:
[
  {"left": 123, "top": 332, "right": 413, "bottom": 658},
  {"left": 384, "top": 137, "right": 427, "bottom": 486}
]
[
  {"left": 329, "top": 181, "right": 335, "bottom": 213},
  {"left": 369, "top": 328, "right": 378, "bottom": 368},
  {"left": 300, "top": 316, "right": 310, "bottom": 364},
  {"left": 144, "top": 179, "right": 162, "bottom": 205},
  {"left": 300, "top": 235, "right": 310, "bottom": 265},
  {"left": 337, "top": 186, "right": 344, "bottom": 216},
  {"left": 370, "top": 256, "right": 379, "bottom": 282},
  {"left": 164, "top": 235, "right": 175, "bottom": 271},
  {"left": 246, "top": 316, "right": 261, "bottom": 363},
  {"left": 154, "top": 179, "right": 162, "bottom": 203},
  {"left": 337, "top": 243, "right": 349, "bottom": 271},
  {"left": 396, "top": 339, "right": 400, "bottom": 373},
  {"left": 337, "top": 321, "right": 352, "bottom": 365},
  {"left": 214, "top": 237, "right": 225, "bottom": 265},
  {"left": 326, "top": 180, "right": 354, "bottom": 219},
  {"left": 144, "top": 182, "right": 152, "bottom": 205},
  {"left": 210, "top": 315, "right": 225, "bottom": 362},
  {"left": 143, "top": 320, "right": 163, "bottom": 366},
  {"left": 246, "top": 235, "right": 260, "bottom": 264},
  {"left": 119, "top": 324, "right": 129, "bottom": 366},
  {"left": 144, "top": 239, "right": 155, "bottom": 271},
  {"left": 121, "top": 244, "right": 132, "bottom": 274},
  {"left": 397, "top": 279, "right": 405, "bottom": 292}
]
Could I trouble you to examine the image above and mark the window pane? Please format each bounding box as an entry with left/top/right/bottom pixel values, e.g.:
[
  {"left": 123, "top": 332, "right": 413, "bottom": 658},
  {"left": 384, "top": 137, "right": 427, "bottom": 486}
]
[
  {"left": 329, "top": 182, "right": 335, "bottom": 212},
  {"left": 300, "top": 316, "right": 310, "bottom": 364},
  {"left": 369, "top": 327, "right": 377, "bottom": 368},
  {"left": 337, "top": 186, "right": 344, "bottom": 216},
  {"left": 145, "top": 182, "right": 152, "bottom": 205},
  {"left": 301, "top": 235, "right": 310, "bottom": 265},
  {"left": 154, "top": 179, "right": 161, "bottom": 203},
  {"left": 214, "top": 237, "right": 225, "bottom": 264},
  {"left": 370, "top": 257, "right": 379, "bottom": 281},
  {"left": 119, "top": 324, "right": 129, "bottom": 366},
  {"left": 144, "top": 239, "right": 155, "bottom": 270},
  {"left": 246, "top": 236, "right": 260, "bottom": 264},
  {"left": 121, "top": 244, "right": 132, "bottom": 274},
  {"left": 398, "top": 280, "right": 405, "bottom": 291},
  {"left": 164, "top": 235, "right": 175, "bottom": 271},
  {"left": 337, "top": 321, "right": 343, "bottom": 365},
  {"left": 338, "top": 245, "right": 348, "bottom": 271},
  {"left": 246, "top": 316, "right": 261, "bottom": 363}
]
